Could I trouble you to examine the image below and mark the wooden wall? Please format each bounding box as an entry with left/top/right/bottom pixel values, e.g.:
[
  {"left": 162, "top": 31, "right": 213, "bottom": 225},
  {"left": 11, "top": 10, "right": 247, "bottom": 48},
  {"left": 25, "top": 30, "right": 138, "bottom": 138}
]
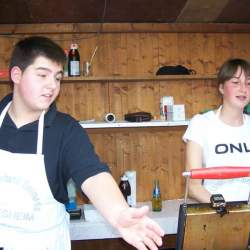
[
  {"left": 2, "top": 28, "right": 250, "bottom": 76},
  {"left": 0, "top": 24, "right": 250, "bottom": 203}
]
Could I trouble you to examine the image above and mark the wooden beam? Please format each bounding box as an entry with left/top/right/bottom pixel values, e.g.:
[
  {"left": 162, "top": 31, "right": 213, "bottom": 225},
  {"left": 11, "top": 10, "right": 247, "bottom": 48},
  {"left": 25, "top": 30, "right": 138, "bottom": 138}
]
[
  {"left": 0, "top": 23, "right": 250, "bottom": 35},
  {"left": 176, "top": 0, "right": 230, "bottom": 22}
]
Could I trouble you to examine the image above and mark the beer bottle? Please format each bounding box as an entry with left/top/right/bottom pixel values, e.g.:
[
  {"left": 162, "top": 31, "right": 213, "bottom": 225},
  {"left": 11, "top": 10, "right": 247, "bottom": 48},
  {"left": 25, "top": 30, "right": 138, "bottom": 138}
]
[
  {"left": 68, "top": 43, "right": 80, "bottom": 77},
  {"left": 152, "top": 179, "right": 162, "bottom": 211}
]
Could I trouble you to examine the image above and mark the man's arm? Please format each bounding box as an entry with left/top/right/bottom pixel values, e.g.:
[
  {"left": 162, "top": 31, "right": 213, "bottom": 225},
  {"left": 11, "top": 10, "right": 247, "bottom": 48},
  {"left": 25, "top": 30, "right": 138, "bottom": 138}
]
[
  {"left": 81, "top": 172, "right": 164, "bottom": 250},
  {"left": 185, "top": 140, "right": 211, "bottom": 203}
]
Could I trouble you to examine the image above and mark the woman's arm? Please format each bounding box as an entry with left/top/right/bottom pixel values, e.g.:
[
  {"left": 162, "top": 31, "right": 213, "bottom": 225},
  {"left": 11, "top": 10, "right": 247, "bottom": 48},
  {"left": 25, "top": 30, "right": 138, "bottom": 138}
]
[{"left": 185, "top": 140, "right": 211, "bottom": 203}]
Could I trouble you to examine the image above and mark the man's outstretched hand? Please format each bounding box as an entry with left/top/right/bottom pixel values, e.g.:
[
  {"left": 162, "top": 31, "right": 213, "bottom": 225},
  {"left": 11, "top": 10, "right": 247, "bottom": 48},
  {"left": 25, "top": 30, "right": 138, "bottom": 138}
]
[{"left": 116, "top": 206, "right": 164, "bottom": 250}]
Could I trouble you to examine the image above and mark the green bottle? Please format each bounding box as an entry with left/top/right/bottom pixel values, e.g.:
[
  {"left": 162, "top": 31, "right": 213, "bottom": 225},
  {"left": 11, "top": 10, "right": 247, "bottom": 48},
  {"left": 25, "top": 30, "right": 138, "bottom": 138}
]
[{"left": 152, "top": 179, "right": 162, "bottom": 212}]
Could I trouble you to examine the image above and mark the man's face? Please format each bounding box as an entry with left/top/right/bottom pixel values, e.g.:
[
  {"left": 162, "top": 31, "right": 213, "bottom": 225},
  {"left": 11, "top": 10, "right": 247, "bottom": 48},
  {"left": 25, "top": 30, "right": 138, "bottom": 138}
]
[{"left": 12, "top": 56, "right": 63, "bottom": 114}]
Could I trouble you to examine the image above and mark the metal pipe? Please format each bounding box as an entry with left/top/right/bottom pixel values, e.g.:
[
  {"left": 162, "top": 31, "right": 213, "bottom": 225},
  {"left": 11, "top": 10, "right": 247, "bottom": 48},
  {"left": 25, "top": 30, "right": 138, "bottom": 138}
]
[{"left": 183, "top": 176, "right": 190, "bottom": 205}]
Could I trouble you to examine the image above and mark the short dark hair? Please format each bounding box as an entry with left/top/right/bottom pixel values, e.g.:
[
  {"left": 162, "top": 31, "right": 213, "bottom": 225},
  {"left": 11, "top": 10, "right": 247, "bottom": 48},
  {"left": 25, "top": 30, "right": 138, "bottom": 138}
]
[
  {"left": 9, "top": 36, "right": 66, "bottom": 72},
  {"left": 218, "top": 58, "right": 250, "bottom": 85}
]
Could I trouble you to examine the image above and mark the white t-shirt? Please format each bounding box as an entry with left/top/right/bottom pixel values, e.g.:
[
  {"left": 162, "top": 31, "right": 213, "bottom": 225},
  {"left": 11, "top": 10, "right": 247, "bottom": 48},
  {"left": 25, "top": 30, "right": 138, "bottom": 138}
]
[{"left": 183, "top": 109, "right": 250, "bottom": 201}]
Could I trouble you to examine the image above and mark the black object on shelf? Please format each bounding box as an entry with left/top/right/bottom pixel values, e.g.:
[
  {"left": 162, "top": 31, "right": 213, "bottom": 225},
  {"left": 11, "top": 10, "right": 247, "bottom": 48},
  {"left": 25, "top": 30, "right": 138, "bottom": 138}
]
[
  {"left": 156, "top": 65, "right": 196, "bottom": 75},
  {"left": 124, "top": 112, "right": 152, "bottom": 122}
]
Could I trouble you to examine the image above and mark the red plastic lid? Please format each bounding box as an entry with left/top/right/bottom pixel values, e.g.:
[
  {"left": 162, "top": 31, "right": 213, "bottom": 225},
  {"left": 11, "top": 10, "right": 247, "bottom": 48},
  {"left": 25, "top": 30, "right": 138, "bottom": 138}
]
[{"left": 0, "top": 70, "right": 8, "bottom": 78}]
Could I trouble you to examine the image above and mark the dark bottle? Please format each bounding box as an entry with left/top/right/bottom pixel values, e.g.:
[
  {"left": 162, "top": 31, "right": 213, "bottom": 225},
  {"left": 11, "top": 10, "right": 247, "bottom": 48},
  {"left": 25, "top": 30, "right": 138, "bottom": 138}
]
[
  {"left": 63, "top": 49, "right": 68, "bottom": 77},
  {"left": 119, "top": 174, "right": 131, "bottom": 204},
  {"left": 152, "top": 179, "right": 162, "bottom": 212},
  {"left": 68, "top": 43, "right": 80, "bottom": 77}
]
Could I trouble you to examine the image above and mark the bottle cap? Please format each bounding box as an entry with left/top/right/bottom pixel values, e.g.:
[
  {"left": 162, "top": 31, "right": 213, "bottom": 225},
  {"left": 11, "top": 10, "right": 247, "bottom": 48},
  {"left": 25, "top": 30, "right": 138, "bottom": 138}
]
[
  {"left": 65, "top": 200, "right": 77, "bottom": 211},
  {"left": 70, "top": 43, "right": 78, "bottom": 50},
  {"left": 121, "top": 174, "right": 128, "bottom": 181}
]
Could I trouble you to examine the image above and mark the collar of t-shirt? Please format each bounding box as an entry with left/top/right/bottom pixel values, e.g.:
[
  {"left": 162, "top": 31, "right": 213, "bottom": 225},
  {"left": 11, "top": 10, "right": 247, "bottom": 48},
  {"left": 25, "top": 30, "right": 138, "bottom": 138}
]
[{"left": 0, "top": 93, "right": 57, "bottom": 130}]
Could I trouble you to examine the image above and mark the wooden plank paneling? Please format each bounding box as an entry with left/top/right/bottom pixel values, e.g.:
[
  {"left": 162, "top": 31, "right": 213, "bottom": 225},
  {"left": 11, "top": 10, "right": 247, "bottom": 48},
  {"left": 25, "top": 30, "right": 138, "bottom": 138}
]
[
  {"left": 231, "top": 33, "right": 250, "bottom": 59},
  {"left": 1, "top": 32, "right": 250, "bottom": 77},
  {"left": 57, "top": 82, "right": 109, "bottom": 121},
  {"left": 1, "top": 23, "right": 250, "bottom": 34},
  {"left": 158, "top": 33, "right": 177, "bottom": 67},
  {"left": 86, "top": 127, "right": 186, "bottom": 201},
  {"left": 0, "top": 84, "right": 11, "bottom": 100},
  {"left": 0, "top": 25, "right": 249, "bottom": 204},
  {"left": 176, "top": 33, "right": 192, "bottom": 69}
]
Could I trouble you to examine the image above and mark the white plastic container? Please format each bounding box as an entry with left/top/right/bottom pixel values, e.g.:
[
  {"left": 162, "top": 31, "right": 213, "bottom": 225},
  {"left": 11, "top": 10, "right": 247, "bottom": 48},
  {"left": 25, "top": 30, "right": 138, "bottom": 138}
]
[
  {"left": 172, "top": 104, "right": 185, "bottom": 121},
  {"left": 125, "top": 170, "right": 136, "bottom": 207}
]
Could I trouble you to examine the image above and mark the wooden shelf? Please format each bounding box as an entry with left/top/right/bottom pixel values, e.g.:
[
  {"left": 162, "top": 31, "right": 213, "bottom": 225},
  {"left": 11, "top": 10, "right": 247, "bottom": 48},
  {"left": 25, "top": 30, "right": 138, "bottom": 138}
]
[
  {"left": 80, "top": 120, "right": 189, "bottom": 129},
  {"left": 63, "top": 74, "right": 216, "bottom": 83},
  {"left": 0, "top": 74, "right": 216, "bottom": 84}
]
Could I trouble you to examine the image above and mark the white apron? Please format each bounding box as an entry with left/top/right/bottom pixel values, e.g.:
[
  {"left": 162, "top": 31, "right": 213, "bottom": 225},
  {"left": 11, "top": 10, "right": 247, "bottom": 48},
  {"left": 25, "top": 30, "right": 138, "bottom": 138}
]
[{"left": 0, "top": 102, "right": 70, "bottom": 250}]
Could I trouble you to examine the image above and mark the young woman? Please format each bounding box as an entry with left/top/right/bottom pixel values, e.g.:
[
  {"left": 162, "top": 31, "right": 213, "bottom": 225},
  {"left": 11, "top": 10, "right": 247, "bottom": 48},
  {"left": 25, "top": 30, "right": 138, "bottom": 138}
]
[{"left": 183, "top": 58, "right": 250, "bottom": 202}]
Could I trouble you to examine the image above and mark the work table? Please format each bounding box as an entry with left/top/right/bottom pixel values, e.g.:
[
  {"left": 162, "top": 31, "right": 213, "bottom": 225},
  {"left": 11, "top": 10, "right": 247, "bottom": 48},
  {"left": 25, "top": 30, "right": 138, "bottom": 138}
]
[{"left": 70, "top": 199, "right": 189, "bottom": 240}]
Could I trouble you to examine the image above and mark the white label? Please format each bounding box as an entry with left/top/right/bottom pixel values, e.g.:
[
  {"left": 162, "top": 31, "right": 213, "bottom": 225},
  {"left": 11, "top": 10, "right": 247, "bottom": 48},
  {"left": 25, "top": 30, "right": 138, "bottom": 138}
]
[{"left": 70, "top": 61, "right": 80, "bottom": 76}]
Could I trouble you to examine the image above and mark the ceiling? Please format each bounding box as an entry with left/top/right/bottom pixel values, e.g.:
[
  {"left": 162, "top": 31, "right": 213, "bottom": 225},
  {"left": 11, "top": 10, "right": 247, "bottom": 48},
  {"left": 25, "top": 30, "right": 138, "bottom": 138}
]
[{"left": 0, "top": 0, "right": 250, "bottom": 24}]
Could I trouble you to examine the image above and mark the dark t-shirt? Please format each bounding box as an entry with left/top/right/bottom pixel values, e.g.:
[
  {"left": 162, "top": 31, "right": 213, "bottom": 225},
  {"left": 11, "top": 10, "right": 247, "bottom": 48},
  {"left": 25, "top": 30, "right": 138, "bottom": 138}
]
[{"left": 0, "top": 94, "right": 110, "bottom": 203}]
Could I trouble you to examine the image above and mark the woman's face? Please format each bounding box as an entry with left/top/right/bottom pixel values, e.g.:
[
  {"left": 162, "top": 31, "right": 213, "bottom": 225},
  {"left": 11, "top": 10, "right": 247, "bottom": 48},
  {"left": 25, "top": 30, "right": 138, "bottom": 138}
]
[{"left": 219, "top": 67, "right": 250, "bottom": 110}]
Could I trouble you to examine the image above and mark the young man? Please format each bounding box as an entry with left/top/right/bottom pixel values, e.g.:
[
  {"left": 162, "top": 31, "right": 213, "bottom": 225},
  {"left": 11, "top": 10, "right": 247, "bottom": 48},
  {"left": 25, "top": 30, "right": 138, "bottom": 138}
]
[
  {"left": 183, "top": 58, "right": 250, "bottom": 202},
  {"left": 0, "top": 36, "right": 164, "bottom": 250}
]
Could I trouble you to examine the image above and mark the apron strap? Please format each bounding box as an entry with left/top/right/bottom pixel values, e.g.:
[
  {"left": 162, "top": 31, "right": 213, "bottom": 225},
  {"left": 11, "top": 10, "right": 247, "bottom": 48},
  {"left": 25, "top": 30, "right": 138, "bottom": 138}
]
[
  {"left": 0, "top": 102, "right": 12, "bottom": 127},
  {"left": 37, "top": 110, "right": 45, "bottom": 155}
]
